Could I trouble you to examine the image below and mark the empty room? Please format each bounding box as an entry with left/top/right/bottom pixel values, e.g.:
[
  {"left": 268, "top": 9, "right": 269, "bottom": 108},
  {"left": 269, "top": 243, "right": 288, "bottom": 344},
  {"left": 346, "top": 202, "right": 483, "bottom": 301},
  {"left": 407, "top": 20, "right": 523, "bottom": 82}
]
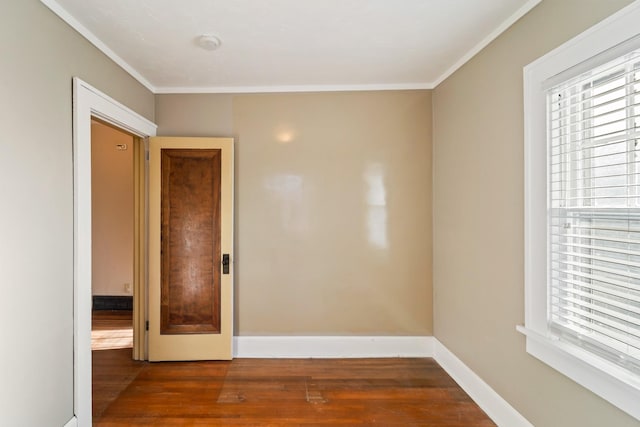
[{"left": 1, "top": 0, "right": 640, "bottom": 426}]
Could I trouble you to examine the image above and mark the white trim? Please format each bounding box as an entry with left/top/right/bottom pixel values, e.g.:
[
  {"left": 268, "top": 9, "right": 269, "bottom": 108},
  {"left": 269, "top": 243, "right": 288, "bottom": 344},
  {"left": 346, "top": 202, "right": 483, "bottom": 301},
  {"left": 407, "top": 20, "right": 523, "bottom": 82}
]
[
  {"left": 517, "top": 326, "right": 640, "bottom": 420},
  {"left": 234, "top": 336, "right": 434, "bottom": 358},
  {"left": 63, "top": 416, "right": 78, "bottom": 427},
  {"left": 155, "top": 82, "right": 434, "bottom": 94},
  {"left": 40, "top": 0, "right": 156, "bottom": 92},
  {"left": 433, "top": 340, "right": 533, "bottom": 427},
  {"left": 73, "top": 78, "right": 157, "bottom": 427},
  {"left": 432, "top": 0, "right": 541, "bottom": 87},
  {"left": 522, "top": 0, "right": 640, "bottom": 421}
]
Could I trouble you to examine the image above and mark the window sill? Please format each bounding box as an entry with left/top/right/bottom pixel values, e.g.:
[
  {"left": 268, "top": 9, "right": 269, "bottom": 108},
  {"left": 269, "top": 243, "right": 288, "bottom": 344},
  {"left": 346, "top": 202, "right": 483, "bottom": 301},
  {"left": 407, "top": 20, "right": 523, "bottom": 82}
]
[{"left": 516, "top": 325, "right": 640, "bottom": 421}]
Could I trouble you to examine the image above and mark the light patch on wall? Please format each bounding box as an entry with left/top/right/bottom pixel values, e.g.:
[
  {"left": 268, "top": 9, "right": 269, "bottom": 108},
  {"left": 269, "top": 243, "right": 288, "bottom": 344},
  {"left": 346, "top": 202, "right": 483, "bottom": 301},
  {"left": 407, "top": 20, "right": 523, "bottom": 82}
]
[
  {"left": 275, "top": 125, "right": 297, "bottom": 144},
  {"left": 364, "top": 163, "right": 388, "bottom": 250},
  {"left": 263, "top": 174, "right": 309, "bottom": 234}
]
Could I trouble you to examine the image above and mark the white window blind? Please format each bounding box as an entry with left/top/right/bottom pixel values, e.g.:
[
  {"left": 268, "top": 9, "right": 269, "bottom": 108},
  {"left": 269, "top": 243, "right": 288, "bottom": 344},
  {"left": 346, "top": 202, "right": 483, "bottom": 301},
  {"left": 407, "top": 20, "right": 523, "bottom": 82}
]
[{"left": 548, "top": 49, "right": 640, "bottom": 372}]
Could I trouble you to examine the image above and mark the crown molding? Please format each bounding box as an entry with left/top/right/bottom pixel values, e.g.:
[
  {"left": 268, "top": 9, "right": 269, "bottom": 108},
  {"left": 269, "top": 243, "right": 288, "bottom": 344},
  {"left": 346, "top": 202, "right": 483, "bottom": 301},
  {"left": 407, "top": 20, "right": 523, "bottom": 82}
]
[
  {"left": 155, "top": 82, "right": 434, "bottom": 94},
  {"left": 432, "top": 0, "right": 542, "bottom": 88},
  {"left": 40, "top": 0, "right": 157, "bottom": 93}
]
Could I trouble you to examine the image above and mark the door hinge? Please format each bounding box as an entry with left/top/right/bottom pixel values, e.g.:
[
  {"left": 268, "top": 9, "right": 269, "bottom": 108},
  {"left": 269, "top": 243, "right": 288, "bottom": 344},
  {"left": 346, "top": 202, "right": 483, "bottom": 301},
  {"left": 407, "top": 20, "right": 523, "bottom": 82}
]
[{"left": 146, "top": 320, "right": 149, "bottom": 331}]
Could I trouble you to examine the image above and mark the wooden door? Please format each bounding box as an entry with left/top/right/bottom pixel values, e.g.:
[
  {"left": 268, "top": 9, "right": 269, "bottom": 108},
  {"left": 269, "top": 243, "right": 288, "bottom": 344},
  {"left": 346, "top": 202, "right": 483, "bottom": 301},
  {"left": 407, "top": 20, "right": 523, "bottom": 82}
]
[{"left": 148, "top": 137, "right": 233, "bottom": 361}]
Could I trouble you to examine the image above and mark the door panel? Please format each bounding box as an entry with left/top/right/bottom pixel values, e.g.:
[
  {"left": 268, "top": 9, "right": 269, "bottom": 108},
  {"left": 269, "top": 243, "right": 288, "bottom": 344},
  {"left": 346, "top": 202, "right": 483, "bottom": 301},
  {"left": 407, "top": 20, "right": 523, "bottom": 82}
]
[
  {"left": 149, "top": 137, "right": 233, "bottom": 361},
  {"left": 161, "top": 149, "right": 221, "bottom": 335}
]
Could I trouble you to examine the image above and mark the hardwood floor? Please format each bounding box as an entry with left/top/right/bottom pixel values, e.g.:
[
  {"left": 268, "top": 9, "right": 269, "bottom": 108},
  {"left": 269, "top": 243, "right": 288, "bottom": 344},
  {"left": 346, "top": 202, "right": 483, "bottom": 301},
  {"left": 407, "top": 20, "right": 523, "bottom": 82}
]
[
  {"left": 92, "top": 310, "right": 133, "bottom": 351},
  {"left": 93, "top": 314, "right": 494, "bottom": 426},
  {"left": 92, "top": 310, "right": 139, "bottom": 418}
]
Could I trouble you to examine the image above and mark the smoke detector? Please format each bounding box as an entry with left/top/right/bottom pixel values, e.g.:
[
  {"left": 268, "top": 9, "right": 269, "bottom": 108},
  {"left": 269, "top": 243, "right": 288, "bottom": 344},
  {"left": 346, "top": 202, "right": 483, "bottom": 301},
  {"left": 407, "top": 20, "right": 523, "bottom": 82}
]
[{"left": 197, "top": 34, "right": 222, "bottom": 51}]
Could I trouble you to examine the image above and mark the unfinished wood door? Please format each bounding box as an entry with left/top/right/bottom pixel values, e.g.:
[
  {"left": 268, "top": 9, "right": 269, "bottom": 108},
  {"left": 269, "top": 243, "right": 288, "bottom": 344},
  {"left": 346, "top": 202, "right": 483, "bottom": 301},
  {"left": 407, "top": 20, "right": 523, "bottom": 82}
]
[{"left": 148, "top": 137, "right": 233, "bottom": 361}]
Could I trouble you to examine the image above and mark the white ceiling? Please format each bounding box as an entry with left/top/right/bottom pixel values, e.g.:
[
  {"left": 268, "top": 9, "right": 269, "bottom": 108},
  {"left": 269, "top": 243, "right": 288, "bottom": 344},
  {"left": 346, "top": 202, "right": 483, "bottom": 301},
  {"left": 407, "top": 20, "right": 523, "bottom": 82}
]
[{"left": 43, "top": 0, "right": 540, "bottom": 93}]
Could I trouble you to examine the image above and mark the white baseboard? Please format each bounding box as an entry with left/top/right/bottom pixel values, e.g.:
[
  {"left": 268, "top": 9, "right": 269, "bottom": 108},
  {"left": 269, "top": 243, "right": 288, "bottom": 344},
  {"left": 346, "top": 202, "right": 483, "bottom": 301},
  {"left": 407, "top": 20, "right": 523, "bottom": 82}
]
[
  {"left": 232, "top": 335, "right": 531, "bottom": 427},
  {"left": 63, "top": 416, "right": 77, "bottom": 427},
  {"left": 432, "top": 339, "right": 532, "bottom": 427},
  {"left": 234, "top": 336, "right": 434, "bottom": 358}
]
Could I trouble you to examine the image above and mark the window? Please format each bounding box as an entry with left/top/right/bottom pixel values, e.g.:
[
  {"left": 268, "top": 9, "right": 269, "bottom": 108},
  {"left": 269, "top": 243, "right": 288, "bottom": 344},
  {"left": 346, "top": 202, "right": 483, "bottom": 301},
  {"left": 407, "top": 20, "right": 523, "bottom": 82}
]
[
  {"left": 549, "top": 52, "right": 640, "bottom": 373},
  {"left": 522, "top": 1, "right": 640, "bottom": 421}
]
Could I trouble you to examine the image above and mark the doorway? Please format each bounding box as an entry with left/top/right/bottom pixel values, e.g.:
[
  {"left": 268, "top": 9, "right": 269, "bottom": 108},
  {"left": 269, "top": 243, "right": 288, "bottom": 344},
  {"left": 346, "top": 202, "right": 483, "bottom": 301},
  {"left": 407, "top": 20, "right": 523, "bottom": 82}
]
[
  {"left": 88, "top": 119, "right": 147, "bottom": 361},
  {"left": 90, "top": 120, "right": 137, "bottom": 417},
  {"left": 91, "top": 119, "right": 134, "bottom": 348},
  {"left": 73, "top": 79, "right": 234, "bottom": 426},
  {"left": 73, "top": 78, "right": 157, "bottom": 426}
]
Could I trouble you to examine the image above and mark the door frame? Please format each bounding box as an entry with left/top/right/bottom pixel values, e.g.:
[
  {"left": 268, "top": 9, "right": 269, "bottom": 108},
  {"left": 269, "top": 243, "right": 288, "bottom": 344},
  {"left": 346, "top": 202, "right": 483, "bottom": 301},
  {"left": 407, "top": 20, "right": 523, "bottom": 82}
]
[{"left": 72, "top": 78, "right": 157, "bottom": 426}]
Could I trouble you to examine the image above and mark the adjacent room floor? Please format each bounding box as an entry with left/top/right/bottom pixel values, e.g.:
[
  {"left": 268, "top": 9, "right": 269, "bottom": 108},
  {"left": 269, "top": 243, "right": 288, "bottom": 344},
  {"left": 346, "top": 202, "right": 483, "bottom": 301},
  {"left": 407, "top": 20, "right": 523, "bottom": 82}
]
[{"left": 92, "top": 311, "right": 495, "bottom": 426}]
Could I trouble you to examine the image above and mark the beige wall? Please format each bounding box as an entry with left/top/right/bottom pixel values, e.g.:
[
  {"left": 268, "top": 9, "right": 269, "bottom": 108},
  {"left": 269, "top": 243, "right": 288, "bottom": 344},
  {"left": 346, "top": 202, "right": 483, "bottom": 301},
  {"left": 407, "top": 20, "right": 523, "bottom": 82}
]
[
  {"left": 91, "top": 121, "right": 134, "bottom": 296},
  {"left": 157, "top": 91, "right": 433, "bottom": 335},
  {"left": 0, "top": 1, "right": 154, "bottom": 425},
  {"left": 432, "top": 0, "right": 637, "bottom": 426}
]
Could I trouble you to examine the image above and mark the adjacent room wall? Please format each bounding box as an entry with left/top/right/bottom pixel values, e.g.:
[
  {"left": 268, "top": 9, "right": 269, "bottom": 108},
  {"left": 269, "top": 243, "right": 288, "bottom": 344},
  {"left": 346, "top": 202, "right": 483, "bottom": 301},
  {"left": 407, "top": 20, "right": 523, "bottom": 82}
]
[
  {"left": 91, "top": 121, "right": 135, "bottom": 297},
  {"left": 432, "top": 0, "right": 638, "bottom": 426},
  {"left": 156, "top": 91, "right": 433, "bottom": 335},
  {"left": 0, "top": 1, "right": 154, "bottom": 425}
]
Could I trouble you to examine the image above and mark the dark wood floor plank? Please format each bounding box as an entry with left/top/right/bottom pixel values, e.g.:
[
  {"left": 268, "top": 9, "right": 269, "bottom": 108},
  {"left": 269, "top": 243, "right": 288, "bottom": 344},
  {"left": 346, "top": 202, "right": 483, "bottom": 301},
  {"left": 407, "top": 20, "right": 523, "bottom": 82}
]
[{"left": 93, "top": 313, "right": 495, "bottom": 426}]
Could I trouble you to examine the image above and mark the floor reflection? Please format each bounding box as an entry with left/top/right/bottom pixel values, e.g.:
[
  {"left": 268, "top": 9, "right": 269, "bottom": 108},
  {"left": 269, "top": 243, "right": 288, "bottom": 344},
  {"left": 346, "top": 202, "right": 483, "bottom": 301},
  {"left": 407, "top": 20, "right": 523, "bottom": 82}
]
[{"left": 92, "top": 310, "right": 133, "bottom": 351}]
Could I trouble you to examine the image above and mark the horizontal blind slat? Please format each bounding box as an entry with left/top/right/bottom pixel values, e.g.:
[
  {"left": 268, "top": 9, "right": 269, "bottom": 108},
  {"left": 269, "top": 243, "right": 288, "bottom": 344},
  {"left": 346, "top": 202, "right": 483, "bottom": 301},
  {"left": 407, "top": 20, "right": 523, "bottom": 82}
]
[
  {"left": 551, "top": 232, "right": 640, "bottom": 245},
  {"left": 551, "top": 295, "right": 640, "bottom": 327},
  {"left": 551, "top": 171, "right": 640, "bottom": 186},
  {"left": 552, "top": 266, "right": 640, "bottom": 293},
  {"left": 556, "top": 258, "right": 640, "bottom": 280},
  {"left": 550, "top": 313, "right": 640, "bottom": 350},
  {"left": 550, "top": 94, "right": 640, "bottom": 125},
  {"left": 555, "top": 250, "right": 640, "bottom": 269},
  {"left": 549, "top": 106, "right": 640, "bottom": 137},
  {"left": 552, "top": 277, "right": 640, "bottom": 305},
  {"left": 552, "top": 241, "right": 640, "bottom": 258},
  {"left": 551, "top": 222, "right": 640, "bottom": 234},
  {"left": 550, "top": 312, "right": 640, "bottom": 352},
  {"left": 549, "top": 306, "right": 640, "bottom": 346}
]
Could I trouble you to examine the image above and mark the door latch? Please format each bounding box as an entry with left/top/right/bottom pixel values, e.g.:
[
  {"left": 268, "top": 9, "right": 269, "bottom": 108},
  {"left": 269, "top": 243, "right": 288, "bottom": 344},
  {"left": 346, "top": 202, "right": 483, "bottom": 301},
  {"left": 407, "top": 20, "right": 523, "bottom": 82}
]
[{"left": 222, "top": 254, "right": 230, "bottom": 274}]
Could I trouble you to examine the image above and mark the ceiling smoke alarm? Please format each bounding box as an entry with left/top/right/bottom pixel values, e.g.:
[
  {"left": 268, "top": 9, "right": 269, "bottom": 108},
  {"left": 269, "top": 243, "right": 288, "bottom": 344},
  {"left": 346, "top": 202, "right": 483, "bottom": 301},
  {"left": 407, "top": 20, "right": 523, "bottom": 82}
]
[{"left": 197, "top": 34, "right": 222, "bottom": 51}]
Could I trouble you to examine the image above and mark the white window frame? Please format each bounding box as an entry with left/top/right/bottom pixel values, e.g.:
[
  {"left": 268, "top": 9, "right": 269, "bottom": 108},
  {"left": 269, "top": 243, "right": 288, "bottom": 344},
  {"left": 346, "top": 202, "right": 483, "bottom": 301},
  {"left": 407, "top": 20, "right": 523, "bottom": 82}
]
[{"left": 521, "top": 0, "right": 640, "bottom": 421}]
